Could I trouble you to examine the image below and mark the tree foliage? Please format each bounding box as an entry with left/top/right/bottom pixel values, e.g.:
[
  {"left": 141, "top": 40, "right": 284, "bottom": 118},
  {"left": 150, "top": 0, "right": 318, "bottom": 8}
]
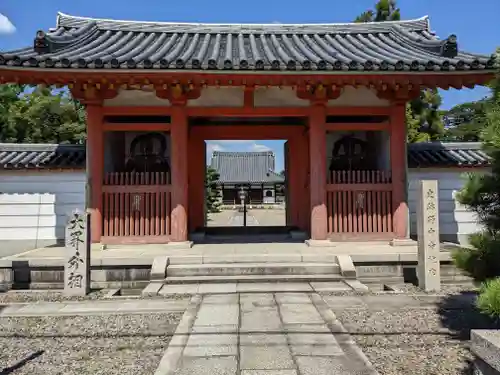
[
  {"left": 0, "top": 85, "right": 85, "bottom": 144},
  {"left": 354, "top": 0, "right": 444, "bottom": 143},
  {"left": 442, "top": 100, "right": 489, "bottom": 141},
  {"left": 354, "top": 0, "right": 400, "bottom": 23},
  {"left": 205, "top": 167, "right": 222, "bottom": 213},
  {"left": 453, "top": 49, "right": 500, "bottom": 282}
]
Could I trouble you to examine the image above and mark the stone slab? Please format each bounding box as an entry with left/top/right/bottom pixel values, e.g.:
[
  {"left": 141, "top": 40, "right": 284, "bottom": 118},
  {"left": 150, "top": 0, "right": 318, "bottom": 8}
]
[
  {"left": 166, "top": 241, "right": 194, "bottom": 249},
  {"left": 311, "top": 282, "right": 351, "bottom": 292},
  {"left": 194, "top": 304, "right": 239, "bottom": 326},
  {"left": 390, "top": 238, "right": 418, "bottom": 247},
  {"left": 241, "top": 371, "right": 298, "bottom": 375},
  {"left": 237, "top": 282, "right": 312, "bottom": 293},
  {"left": 240, "top": 293, "right": 276, "bottom": 310},
  {"left": 173, "top": 356, "right": 237, "bottom": 375},
  {"left": 141, "top": 282, "right": 163, "bottom": 296},
  {"left": 471, "top": 330, "right": 500, "bottom": 373},
  {"left": 154, "top": 296, "right": 202, "bottom": 375},
  {"left": 198, "top": 283, "right": 237, "bottom": 294},
  {"left": 279, "top": 303, "right": 324, "bottom": 325},
  {"left": 322, "top": 295, "right": 368, "bottom": 310},
  {"left": 150, "top": 256, "right": 170, "bottom": 281},
  {"left": 295, "top": 356, "right": 366, "bottom": 375},
  {"left": 240, "top": 334, "right": 294, "bottom": 370},
  {"left": 305, "top": 240, "right": 336, "bottom": 248},
  {"left": 336, "top": 255, "right": 357, "bottom": 279},
  {"left": 274, "top": 293, "right": 311, "bottom": 304},
  {"left": 203, "top": 294, "right": 239, "bottom": 305},
  {"left": 183, "top": 325, "right": 238, "bottom": 357},
  {"left": 344, "top": 279, "right": 369, "bottom": 293},
  {"left": 159, "top": 284, "right": 199, "bottom": 295},
  {"left": 288, "top": 326, "right": 343, "bottom": 356},
  {"left": 241, "top": 307, "right": 282, "bottom": 331}
]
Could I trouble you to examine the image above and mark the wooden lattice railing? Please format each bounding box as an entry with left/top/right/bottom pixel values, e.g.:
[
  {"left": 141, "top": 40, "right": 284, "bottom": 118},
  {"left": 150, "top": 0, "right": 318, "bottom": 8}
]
[
  {"left": 326, "top": 170, "right": 393, "bottom": 236},
  {"left": 102, "top": 172, "right": 171, "bottom": 241}
]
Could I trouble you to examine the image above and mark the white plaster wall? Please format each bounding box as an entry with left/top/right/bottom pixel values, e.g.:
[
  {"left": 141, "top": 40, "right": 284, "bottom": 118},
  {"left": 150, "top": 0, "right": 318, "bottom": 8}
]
[
  {"left": 104, "top": 89, "right": 171, "bottom": 107},
  {"left": 408, "top": 169, "right": 485, "bottom": 245},
  {"left": 327, "top": 87, "right": 389, "bottom": 107},
  {"left": 254, "top": 87, "right": 308, "bottom": 107},
  {"left": 188, "top": 87, "right": 244, "bottom": 107},
  {"left": 0, "top": 172, "right": 86, "bottom": 241}
]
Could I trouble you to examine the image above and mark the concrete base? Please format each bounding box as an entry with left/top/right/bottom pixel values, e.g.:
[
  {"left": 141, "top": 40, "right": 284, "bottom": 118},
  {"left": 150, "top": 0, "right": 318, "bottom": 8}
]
[
  {"left": 305, "top": 240, "right": 336, "bottom": 248},
  {"left": 389, "top": 238, "right": 417, "bottom": 247},
  {"left": 190, "top": 232, "right": 206, "bottom": 242},
  {"left": 165, "top": 241, "right": 194, "bottom": 249},
  {"left": 471, "top": 330, "right": 500, "bottom": 374},
  {"left": 290, "top": 231, "right": 308, "bottom": 241},
  {"left": 336, "top": 255, "right": 357, "bottom": 279},
  {"left": 91, "top": 243, "right": 107, "bottom": 251},
  {"left": 150, "top": 256, "right": 170, "bottom": 281}
]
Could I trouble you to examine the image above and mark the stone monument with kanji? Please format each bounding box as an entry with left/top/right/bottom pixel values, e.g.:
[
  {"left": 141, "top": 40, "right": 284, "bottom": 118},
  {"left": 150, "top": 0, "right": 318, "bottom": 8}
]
[{"left": 64, "top": 210, "right": 91, "bottom": 296}]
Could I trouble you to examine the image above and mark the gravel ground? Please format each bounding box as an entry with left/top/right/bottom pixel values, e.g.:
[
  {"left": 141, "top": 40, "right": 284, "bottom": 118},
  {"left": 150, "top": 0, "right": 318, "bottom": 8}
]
[
  {"left": 0, "top": 290, "right": 190, "bottom": 303},
  {"left": 0, "top": 313, "right": 181, "bottom": 375},
  {"left": 333, "top": 293, "right": 499, "bottom": 375}
]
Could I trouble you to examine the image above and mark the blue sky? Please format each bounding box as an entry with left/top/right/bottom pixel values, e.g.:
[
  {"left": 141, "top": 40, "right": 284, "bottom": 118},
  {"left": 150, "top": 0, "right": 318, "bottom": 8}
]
[{"left": 1, "top": 0, "right": 498, "bottom": 171}]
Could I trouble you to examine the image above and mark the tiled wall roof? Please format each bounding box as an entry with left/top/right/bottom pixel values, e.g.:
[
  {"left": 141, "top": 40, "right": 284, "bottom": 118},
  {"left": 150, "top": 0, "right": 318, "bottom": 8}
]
[
  {"left": 407, "top": 142, "right": 491, "bottom": 168},
  {"left": 0, "top": 143, "right": 85, "bottom": 170},
  {"left": 0, "top": 142, "right": 492, "bottom": 171},
  {"left": 0, "top": 13, "right": 495, "bottom": 72}
]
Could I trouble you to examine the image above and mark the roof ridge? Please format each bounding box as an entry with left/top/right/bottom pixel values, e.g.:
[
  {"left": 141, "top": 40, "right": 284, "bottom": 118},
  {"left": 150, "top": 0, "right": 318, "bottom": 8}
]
[
  {"left": 56, "top": 11, "right": 430, "bottom": 30},
  {"left": 0, "top": 143, "right": 84, "bottom": 152}
]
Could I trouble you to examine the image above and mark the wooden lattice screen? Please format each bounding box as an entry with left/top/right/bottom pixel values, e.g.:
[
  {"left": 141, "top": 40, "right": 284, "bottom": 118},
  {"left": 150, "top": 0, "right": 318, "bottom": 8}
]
[
  {"left": 102, "top": 172, "right": 171, "bottom": 242},
  {"left": 326, "top": 170, "right": 393, "bottom": 238}
]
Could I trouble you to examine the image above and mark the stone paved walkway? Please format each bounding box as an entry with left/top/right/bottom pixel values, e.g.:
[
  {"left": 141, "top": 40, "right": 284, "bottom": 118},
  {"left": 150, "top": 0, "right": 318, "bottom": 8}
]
[
  {"left": 163, "top": 293, "right": 377, "bottom": 375},
  {"left": 0, "top": 299, "right": 189, "bottom": 316}
]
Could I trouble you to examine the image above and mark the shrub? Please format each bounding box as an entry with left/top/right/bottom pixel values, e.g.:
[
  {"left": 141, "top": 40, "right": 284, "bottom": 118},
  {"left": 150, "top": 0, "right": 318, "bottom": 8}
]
[
  {"left": 477, "top": 278, "right": 500, "bottom": 319},
  {"left": 451, "top": 232, "right": 500, "bottom": 282}
]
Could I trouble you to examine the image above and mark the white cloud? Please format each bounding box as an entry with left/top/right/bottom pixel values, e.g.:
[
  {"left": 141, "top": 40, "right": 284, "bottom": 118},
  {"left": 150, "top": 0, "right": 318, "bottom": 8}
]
[
  {"left": 249, "top": 143, "right": 272, "bottom": 152},
  {"left": 0, "top": 14, "right": 15, "bottom": 34}
]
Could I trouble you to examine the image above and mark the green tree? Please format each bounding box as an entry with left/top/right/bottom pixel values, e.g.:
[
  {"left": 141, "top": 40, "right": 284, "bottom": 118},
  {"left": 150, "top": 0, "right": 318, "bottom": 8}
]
[
  {"left": 205, "top": 167, "right": 222, "bottom": 213},
  {"left": 453, "top": 49, "right": 500, "bottom": 283},
  {"left": 354, "top": 0, "right": 443, "bottom": 143},
  {"left": 354, "top": 0, "right": 400, "bottom": 23},
  {"left": 442, "top": 100, "right": 489, "bottom": 141},
  {"left": 0, "top": 85, "right": 85, "bottom": 144}
]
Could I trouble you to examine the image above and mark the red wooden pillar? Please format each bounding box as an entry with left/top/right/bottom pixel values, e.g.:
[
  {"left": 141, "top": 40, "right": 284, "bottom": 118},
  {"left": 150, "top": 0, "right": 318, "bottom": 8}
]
[
  {"left": 86, "top": 103, "right": 104, "bottom": 243},
  {"left": 170, "top": 104, "right": 189, "bottom": 242},
  {"left": 390, "top": 103, "right": 409, "bottom": 239},
  {"left": 309, "top": 103, "right": 328, "bottom": 240},
  {"left": 188, "top": 135, "right": 206, "bottom": 232}
]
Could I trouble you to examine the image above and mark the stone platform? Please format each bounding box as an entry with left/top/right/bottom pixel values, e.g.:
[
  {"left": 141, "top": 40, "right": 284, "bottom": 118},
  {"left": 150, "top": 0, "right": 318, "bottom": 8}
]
[
  {"left": 156, "top": 293, "right": 378, "bottom": 375},
  {"left": 0, "top": 241, "right": 459, "bottom": 290}
]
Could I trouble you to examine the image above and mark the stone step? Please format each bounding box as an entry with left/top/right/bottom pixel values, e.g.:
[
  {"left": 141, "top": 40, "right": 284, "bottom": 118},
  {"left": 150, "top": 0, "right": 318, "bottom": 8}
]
[
  {"left": 166, "top": 262, "right": 340, "bottom": 277},
  {"left": 164, "top": 274, "right": 344, "bottom": 284}
]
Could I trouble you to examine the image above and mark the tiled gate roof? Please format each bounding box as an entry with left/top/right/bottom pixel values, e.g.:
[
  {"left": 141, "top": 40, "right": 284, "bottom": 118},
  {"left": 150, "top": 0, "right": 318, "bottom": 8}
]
[{"left": 0, "top": 13, "right": 494, "bottom": 72}]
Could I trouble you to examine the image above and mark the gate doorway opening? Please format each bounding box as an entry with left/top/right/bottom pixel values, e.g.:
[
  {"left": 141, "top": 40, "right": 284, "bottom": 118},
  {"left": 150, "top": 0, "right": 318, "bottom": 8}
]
[{"left": 205, "top": 140, "right": 287, "bottom": 235}]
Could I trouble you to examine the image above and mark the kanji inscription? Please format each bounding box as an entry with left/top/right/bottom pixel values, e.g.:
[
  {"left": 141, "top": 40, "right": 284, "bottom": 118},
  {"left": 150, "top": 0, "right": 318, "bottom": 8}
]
[
  {"left": 64, "top": 210, "right": 91, "bottom": 296},
  {"left": 417, "top": 180, "right": 441, "bottom": 292}
]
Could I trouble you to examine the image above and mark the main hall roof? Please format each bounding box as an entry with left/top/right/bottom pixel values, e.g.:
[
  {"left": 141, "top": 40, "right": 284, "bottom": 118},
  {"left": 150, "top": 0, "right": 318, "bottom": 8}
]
[{"left": 0, "top": 12, "right": 495, "bottom": 72}]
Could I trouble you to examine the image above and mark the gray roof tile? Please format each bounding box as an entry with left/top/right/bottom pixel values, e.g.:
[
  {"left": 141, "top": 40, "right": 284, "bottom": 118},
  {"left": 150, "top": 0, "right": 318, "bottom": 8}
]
[
  {"left": 0, "top": 13, "right": 495, "bottom": 72},
  {"left": 0, "top": 143, "right": 85, "bottom": 170},
  {"left": 210, "top": 151, "right": 285, "bottom": 184},
  {"left": 0, "top": 142, "right": 491, "bottom": 171},
  {"left": 407, "top": 142, "right": 491, "bottom": 168}
]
